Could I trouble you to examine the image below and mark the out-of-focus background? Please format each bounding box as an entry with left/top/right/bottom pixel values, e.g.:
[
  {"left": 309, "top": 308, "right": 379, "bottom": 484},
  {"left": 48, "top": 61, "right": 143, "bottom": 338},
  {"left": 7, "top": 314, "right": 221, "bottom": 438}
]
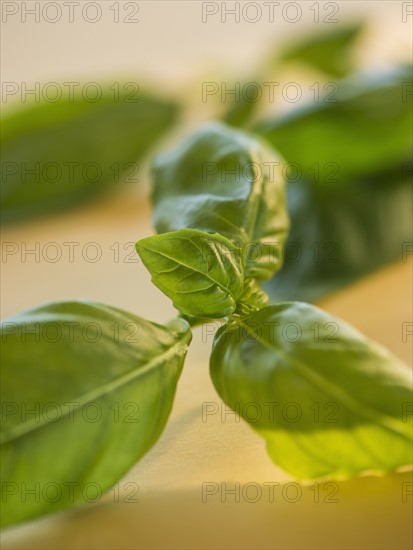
[{"left": 1, "top": 1, "right": 412, "bottom": 548}]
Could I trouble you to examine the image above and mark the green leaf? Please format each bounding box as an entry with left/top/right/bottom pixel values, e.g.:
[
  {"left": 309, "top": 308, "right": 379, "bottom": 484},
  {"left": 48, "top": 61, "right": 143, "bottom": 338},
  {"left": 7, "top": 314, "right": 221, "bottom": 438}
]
[
  {"left": 221, "top": 90, "right": 259, "bottom": 128},
  {"left": 279, "top": 23, "right": 364, "bottom": 77},
  {"left": 265, "top": 163, "right": 413, "bottom": 302},
  {"left": 1, "top": 92, "right": 179, "bottom": 223},
  {"left": 0, "top": 301, "right": 191, "bottom": 527},
  {"left": 210, "top": 302, "right": 413, "bottom": 480},
  {"left": 255, "top": 67, "right": 413, "bottom": 184},
  {"left": 151, "top": 122, "right": 289, "bottom": 281},
  {"left": 136, "top": 228, "right": 244, "bottom": 318},
  {"left": 221, "top": 24, "right": 364, "bottom": 129}
]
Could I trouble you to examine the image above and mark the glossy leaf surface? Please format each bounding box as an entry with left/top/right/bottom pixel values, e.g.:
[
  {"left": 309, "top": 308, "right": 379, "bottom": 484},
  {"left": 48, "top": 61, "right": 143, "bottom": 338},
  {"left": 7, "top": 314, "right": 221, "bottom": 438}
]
[
  {"left": 211, "top": 302, "right": 413, "bottom": 479},
  {"left": 151, "top": 122, "right": 289, "bottom": 281},
  {"left": 136, "top": 229, "right": 244, "bottom": 318},
  {"left": 1, "top": 301, "right": 191, "bottom": 527}
]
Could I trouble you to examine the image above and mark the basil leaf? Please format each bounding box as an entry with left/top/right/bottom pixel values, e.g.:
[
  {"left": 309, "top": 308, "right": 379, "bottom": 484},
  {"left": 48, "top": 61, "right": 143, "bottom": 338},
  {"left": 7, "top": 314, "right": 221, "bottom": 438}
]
[
  {"left": 1, "top": 92, "right": 179, "bottom": 223},
  {"left": 279, "top": 23, "right": 363, "bottom": 77},
  {"left": 136, "top": 228, "right": 244, "bottom": 318},
  {"left": 151, "top": 122, "right": 289, "bottom": 281},
  {"left": 266, "top": 163, "right": 413, "bottom": 301},
  {"left": 0, "top": 301, "right": 191, "bottom": 527},
  {"left": 255, "top": 67, "right": 412, "bottom": 184},
  {"left": 221, "top": 89, "right": 259, "bottom": 128},
  {"left": 221, "top": 24, "right": 363, "bottom": 129},
  {"left": 210, "top": 302, "right": 413, "bottom": 480}
]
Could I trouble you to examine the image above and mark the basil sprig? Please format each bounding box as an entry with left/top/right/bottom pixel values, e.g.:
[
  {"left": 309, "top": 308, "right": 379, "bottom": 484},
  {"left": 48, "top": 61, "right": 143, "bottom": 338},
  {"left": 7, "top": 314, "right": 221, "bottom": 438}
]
[
  {"left": 2, "top": 121, "right": 412, "bottom": 530},
  {"left": 135, "top": 123, "right": 412, "bottom": 482}
]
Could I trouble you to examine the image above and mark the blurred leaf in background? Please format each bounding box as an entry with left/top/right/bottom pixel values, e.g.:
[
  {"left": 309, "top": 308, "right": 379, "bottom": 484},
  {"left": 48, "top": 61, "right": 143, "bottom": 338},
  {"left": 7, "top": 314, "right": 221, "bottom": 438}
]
[
  {"left": 256, "top": 67, "right": 412, "bottom": 183},
  {"left": 264, "top": 163, "right": 412, "bottom": 302},
  {"left": 1, "top": 91, "right": 179, "bottom": 223},
  {"left": 278, "top": 22, "right": 363, "bottom": 77},
  {"left": 255, "top": 66, "right": 413, "bottom": 301},
  {"left": 222, "top": 90, "right": 259, "bottom": 129},
  {"left": 222, "top": 22, "right": 364, "bottom": 128}
]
